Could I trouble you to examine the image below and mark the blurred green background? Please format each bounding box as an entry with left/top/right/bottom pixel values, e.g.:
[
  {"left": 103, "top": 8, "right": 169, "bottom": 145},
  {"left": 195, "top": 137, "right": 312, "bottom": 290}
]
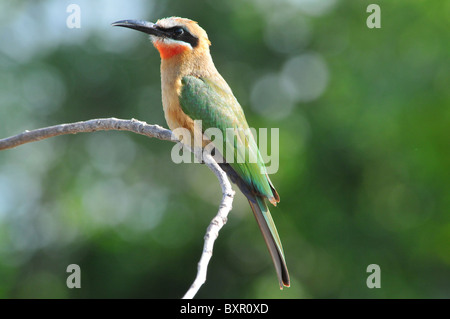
[{"left": 0, "top": 0, "right": 448, "bottom": 298}]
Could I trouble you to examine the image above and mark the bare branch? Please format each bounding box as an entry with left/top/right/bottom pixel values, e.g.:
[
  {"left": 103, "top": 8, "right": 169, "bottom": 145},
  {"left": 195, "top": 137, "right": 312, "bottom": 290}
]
[
  {"left": 0, "top": 117, "right": 174, "bottom": 150},
  {"left": 0, "top": 117, "right": 234, "bottom": 299},
  {"left": 182, "top": 152, "right": 235, "bottom": 299}
]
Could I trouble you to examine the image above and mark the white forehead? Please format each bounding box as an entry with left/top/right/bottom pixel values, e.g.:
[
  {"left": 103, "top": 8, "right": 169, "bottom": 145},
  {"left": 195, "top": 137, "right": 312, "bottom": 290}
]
[{"left": 156, "top": 17, "right": 188, "bottom": 29}]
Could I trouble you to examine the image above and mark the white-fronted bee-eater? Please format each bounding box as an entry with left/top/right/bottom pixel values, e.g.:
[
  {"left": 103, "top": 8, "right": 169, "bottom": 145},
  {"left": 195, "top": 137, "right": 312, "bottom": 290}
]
[{"left": 112, "top": 17, "right": 290, "bottom": 288}]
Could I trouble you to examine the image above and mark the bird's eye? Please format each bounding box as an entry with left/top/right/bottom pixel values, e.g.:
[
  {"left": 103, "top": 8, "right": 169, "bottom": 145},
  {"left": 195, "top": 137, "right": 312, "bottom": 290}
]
[{"left": 173, "top": 28, "right": 184, "bottom": 36}]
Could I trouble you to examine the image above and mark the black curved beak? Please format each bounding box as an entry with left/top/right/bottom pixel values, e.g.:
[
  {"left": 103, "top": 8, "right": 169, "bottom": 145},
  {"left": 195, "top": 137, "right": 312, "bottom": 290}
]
[{"left": 111, "top": 19, "right": 165, "bottom": 37}]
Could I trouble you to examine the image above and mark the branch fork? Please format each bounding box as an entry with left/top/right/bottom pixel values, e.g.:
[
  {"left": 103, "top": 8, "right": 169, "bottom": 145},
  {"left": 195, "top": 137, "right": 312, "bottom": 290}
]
[{"left": 0, "top": 118, "right": 234, "bottom": 299}]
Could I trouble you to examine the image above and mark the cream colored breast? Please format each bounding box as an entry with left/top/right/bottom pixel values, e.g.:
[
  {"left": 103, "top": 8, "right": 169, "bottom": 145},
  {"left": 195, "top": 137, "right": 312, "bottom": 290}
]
[{"left": 159, "top": 58, "right": 212, "bottom": 148}]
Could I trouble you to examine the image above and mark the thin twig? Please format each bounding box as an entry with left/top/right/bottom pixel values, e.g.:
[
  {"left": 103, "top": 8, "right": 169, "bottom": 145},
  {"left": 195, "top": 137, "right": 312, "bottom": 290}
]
[
  {"left": 0, "top": 118, "right": 234, "bottom": 299},
  {"left": 182, "top": 152, "right": 235, "bottom": 299}
]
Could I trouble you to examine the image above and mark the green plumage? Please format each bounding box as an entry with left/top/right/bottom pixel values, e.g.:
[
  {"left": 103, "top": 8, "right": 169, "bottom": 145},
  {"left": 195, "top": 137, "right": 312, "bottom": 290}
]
[
  {"left": 179, "top": 75, "right": 289, "bottom": 287},
  {"left": 180, "top": 75, "right": 273, "bottom": 199}
]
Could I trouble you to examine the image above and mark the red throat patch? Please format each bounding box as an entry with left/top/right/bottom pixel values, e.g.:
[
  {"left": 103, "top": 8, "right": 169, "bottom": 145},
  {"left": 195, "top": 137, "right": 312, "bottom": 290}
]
[{"left": 153, "top": 41, "right": 189, "bottom": 59}]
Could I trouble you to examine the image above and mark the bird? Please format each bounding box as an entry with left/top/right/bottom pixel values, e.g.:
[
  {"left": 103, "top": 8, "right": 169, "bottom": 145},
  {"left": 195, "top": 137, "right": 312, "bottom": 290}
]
[{"left": 112, "top": 17, "right": 290, "bottom": 288}]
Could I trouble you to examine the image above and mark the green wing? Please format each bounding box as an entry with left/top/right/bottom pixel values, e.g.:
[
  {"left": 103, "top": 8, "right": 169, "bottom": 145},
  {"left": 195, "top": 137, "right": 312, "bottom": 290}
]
[
  {"left": 179, "top": 75, "right": 273, "bottom": 199},
  {"left": 180, "top": 76, "right": 289, "bottom": 287}
]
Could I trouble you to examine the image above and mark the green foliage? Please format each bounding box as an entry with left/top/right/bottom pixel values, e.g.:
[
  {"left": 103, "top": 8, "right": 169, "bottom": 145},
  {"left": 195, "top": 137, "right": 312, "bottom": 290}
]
[{"left": 0, "top": 0, "right": 448, "bottom": 298}]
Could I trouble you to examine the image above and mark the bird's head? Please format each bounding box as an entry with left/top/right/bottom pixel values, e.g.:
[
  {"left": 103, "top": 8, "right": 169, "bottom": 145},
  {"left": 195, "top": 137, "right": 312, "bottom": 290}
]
[{"left": 112, "top": 17, "right": 211, "bottom": 60}]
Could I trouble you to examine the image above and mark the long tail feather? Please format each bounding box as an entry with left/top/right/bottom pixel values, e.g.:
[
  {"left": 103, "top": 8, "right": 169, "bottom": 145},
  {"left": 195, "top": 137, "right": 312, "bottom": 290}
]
[
  {"left": 218, "top": 162, "right": 290, "bottom": 288},
  {"left": 248, "top": 196, "right": 290, "bottom": 288}
]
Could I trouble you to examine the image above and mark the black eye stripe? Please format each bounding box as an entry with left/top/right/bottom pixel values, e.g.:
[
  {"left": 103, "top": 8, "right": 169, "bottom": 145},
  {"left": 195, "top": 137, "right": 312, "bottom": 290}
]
[{"left": 157, "top": 26, "right": 199, "bottom": 48}]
